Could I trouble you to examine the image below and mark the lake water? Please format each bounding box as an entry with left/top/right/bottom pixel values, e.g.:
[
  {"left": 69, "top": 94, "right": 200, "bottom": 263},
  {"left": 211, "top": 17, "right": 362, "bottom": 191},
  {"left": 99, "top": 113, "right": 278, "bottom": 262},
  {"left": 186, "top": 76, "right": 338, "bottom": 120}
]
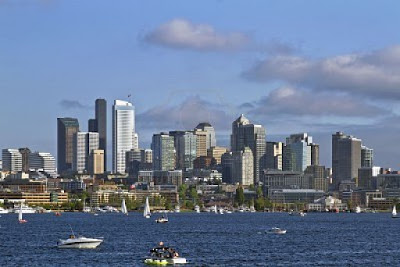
[{"left": 1, "top": 212, "right": 399, "bottom": 266}]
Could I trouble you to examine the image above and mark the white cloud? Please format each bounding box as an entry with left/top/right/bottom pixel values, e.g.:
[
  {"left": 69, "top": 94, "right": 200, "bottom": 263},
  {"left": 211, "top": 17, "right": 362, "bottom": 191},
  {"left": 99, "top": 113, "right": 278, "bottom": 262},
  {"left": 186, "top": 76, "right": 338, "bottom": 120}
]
[{"left": 144, "top": 18, "right": 249, "bottom": 51}]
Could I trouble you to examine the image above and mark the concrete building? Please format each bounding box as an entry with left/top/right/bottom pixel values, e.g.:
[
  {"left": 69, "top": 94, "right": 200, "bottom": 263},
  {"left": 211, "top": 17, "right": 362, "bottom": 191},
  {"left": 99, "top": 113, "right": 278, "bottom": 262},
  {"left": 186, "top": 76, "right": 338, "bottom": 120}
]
[
  {"left": 141, "top": 149, "right": 152, "bottom": 163},
  {"left": 73, "top": 132, "right": 99, "bottom": 173},
  {"left": 171, "top": 131, "right": 197, "bottom": 170},
  {"left": 361, "top": 145, "right": 374, "bottom": 168},
  {"left": 231, "top": 114, "right": 266, "bottom": 184},
  {"left": 269, "top": 189, "right": 325, "bottom": 204},
  {"left": 266, "top": 141, "right": 283, "bottom": 170},
  {"left": 207, "top": 146, "right": 228, "bottom": 165},
  {"left": 152, "top": 133, "right": 175, "bottom": 171},
  {"left": 193, "top": 129, "right": 207, "bottom": 158},
  {"left": 195, "top": 122, "right": 216, "bottom": 149},
  {"left": 18, "top": 148, "right": 31, "bottom": 173},
  {"left": 57, "top": 117, "right": 79, "bottom": 173},
  {"left": 262, "top": 170, "right": 305, "bottom": 196},
  {"left": 2, "top": 149, "right": 22, "bottom": 172},
  {"left": 88, "top": 99, "right": 107, "bottom": 171},
  {"left": 221, "top": 148, "right": 254, "bottom": 185},
  {"left": 90, "top": 149, "right": 104, "bottom": 175},
  {"left": 112, "top": 100, "right": 136, "bottom": 174},
  {"left": 332, "top": 132, "right": 361, "bottom": 188},
  {"left": 311, "top": 143, "right": 320, "bottom": 166},
  {"left": 304, "top": 165, "right": 328, "bottom": 192},
  {"left": 29, "top": 152, "right": 57, "bottom": 178}
]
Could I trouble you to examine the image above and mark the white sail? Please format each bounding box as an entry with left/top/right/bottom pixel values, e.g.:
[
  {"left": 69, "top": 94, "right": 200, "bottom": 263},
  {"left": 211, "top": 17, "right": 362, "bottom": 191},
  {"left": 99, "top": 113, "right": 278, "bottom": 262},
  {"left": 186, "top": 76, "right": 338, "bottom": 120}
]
[
  {"left": 214, "top": 205, "right": 218, "bottom": 214},
  {"left": 393, "top": 205, "right": 397, "bottom": 216},
  {"left": 144, "top": 197, "right": 151, "bottom": 218},
  {"left": 121, "top": 199, "right": 128, "bottom": 215},
  {"left": 19, "top": 205, "right": 23, "bottom": 221}
]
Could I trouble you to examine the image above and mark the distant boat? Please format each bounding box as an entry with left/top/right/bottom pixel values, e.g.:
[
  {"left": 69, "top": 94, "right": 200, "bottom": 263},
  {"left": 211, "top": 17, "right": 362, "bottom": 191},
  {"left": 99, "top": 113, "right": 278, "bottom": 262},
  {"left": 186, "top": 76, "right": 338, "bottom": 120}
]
[
  {"left": 266, "top": 227, "right": 287, "bottom": 235},
  {"left": 219, "top": 207, "right": 224, "bottom": 214},
  {"left": 355, "top": 206, "right": 361, "bottom": 214},
  {"left": 214, "top": 205, "right": 218, "bottom": 214},
  {"left": 0, "top": 207, "right": 10, "bottom": 214},
  {"left": 392, "top": 205, "right": 399, "bottom": 218},
  {"left": 18, "top": 205, "right": 27, "bottom": 223},
  {"left": 194, "top": 205, "right": 200, "bottom": 213},
  {"left": 155, "top": 213, "right": 168, "bottom": 223},
  {"left": 121, "top": 198, "right": 128, "bottom": 215},
  {"left": 144, "top": 197, "right": 151, "bottom": 218},
  {"left": 55, "top": 212, "right": 61, "bottom": 216},
  {"left": 174, "top": 205, "right": 180, "bottom": 213}
]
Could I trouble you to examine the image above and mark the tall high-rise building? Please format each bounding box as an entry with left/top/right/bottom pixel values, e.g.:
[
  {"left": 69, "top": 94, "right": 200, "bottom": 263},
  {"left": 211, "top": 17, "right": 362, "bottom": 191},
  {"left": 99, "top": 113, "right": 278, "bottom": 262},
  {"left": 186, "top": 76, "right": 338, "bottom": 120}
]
[
  {"left": 220, "top": 148, "right": 253, "bottom": 185},
  {"left": 18, "top": 147, "right": 31, "bottom": 172},
  {"left": 231, "top": 114, "right": 266, "bottom": 184},
  {"left": 311, "top": 143, "right": 320, "bottom": 166},
  {"left": 207, "top": 146, "right": 228, "bottom": 165},
  {"left": 89, "top": 149, "right": 104, "bottom": 175},
  {"left": 195, "top": 122, "right": 216, "bottom": 149},
  {"left": 266, "top": 142, "right": 283, "bottom": 170},
  {"left": 170, "top": 131, "right": 197, "bottom": 170},
  {"left": 73, "top": 132, "right": 99, "bottom": 173},
  {"left": 88, "top": 99, "right": 107, "bottom": 171},
  {"left": 193, "top": 129, "right": 207, "bottom": 158},
  {"left": 283, "top": 133, "right": 312, "bottom": 172},
  {"left": 2, "top": 149, "right": 22, "bottom": 172},
  {"left": 29, "top": 152, "right": 57, "bottom": 178},
  {"left": 361, "top": 145, "right": 373, "bottom": 168},
  {"left": 57, "top": 118, "right": 79, "bottom": 173},
  {"left": 152, "top": 133, "right": 175, "bottom": 171},
  {"left": 112, "top": 100, "right": 136, "bottom": 174},
  {"left": 332, "top": 132, "right": 362, "bottom": 188},
  {"left": 141, "top": 149, "right": 153, "bottom": 163}
]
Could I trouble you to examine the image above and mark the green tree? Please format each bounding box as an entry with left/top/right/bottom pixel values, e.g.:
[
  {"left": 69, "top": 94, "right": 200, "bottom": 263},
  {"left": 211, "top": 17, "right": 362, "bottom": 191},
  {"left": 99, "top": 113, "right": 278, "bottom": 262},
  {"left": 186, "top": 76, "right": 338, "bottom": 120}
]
[
  {"left": 165, "top": 198, "right": 172, "bottom": 210},
  {"left": 179, "top": 184, "right": 188, "bottom": 201},
  {"left": 235, "top": 186, "right": 245, "bottom": 206},
  {"left": 190, "top": 188, "right": 199, "bottom": 203}
]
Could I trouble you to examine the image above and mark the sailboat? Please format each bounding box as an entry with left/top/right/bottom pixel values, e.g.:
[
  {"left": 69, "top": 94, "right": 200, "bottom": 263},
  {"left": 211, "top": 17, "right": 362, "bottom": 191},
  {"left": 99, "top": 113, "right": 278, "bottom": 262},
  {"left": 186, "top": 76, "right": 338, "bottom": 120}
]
[
  {"left": 18, "top": 205, "right": 27, "bottom": 223},
  {"left": 392, "top": 205, "right": 399, "bottom": 218},
  {"left": 121, "top": 198, "right": 128, "bottom": 215},
  {"left": 144, "top": 197, "right": 151, "bottom": 218}
]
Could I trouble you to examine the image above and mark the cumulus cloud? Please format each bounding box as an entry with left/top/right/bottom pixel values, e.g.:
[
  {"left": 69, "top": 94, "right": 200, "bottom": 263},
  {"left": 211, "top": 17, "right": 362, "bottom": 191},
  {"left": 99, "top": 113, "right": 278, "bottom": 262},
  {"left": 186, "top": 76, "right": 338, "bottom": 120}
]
[
  {"left": 246, "top": 86, "right": 389, "bottom": 118},
  {"left": 59, "top": 100, "right": 91, "bottom": 110},
  {"left": 144, "top": 18, "right": 249, "bottom": 51},
  {"left": 136, "top": 96, "right": 232, "bottom": 131},
  {"left": 243, "top": 45, "right": 400, "bottom": 99}
]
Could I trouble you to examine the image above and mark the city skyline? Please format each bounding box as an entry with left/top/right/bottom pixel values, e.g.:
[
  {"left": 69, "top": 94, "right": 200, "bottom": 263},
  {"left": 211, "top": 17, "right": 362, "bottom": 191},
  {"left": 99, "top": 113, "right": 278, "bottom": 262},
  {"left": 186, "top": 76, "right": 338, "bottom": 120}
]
[{"left": 1, "top": 1, "right": 400, "bottom": 168}]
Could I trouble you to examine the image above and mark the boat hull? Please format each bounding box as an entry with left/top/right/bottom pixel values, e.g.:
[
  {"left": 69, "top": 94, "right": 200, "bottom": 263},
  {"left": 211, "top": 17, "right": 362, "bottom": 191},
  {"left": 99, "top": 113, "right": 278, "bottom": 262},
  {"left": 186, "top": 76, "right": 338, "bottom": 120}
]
[
  {"left": 57, "top": 238, "right": 103, "bottom": 249},
  {"left": 144, "top": 258, "right": 187, "bottom": 265}
]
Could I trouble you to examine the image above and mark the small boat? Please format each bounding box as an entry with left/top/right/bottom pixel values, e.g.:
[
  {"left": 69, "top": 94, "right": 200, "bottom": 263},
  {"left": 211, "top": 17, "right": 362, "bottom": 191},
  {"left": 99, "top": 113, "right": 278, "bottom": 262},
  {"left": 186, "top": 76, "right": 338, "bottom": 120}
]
[
  {"left": 267, "top": 227, "right": 287, "bottom": 235},
  {"left": 174, "top": 205, "right": 180, "bottom": 213},
  {"left": 18, "top": 205, "right": 27, "bottom": 223},
  {"left": 250, "top": 206, "right": 256, "bottom": 213},
  {"left": 194, "top": 205, "right": 200, "bottom": 213},
  {"left": 219, "top": 207, "right": 224, "bottom": 214},
  {"left": 145, "top": 242, "right": 187, "bottom": 265},
  {"left": 144, "top": 197, "right": 151, "bottom": 218},
  {"left": 155, "top": 214, "right": 168, "bottom": 223},
  {"left": 392, "top": 205, "right": 399, "bottom": 218},
  {"left": 355, "top": 206, "right": 361, "bottom": 213},
  {"left": 55, "top": 212, "right": 61, "bottom": 216},
  {"left": 57, "top": 227, "right": 103, "bottom": 249},
  {"left": 121, "top": 198, "right": 128, "bottom": 215},
  {"left": 0, "top": 207, "right": 10, "bottom": 214}
]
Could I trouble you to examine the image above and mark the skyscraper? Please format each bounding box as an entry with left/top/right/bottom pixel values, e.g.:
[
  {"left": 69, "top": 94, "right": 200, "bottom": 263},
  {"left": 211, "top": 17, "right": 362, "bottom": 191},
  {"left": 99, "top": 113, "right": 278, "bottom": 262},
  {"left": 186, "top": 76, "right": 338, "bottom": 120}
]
[
  {"left": 193, "top": 129, "right": 207, "bottom": 158},
  {"left": 18, "top": 147, "right": 31, "bottom": 173},
  {"left": 151, "top": 133, "right": 175, "bottom": 171},
  {"left": 195, "top": 122, "right": 216, "bottom": 149},
  {"left": 231, "top": 114, "right": 266, "bottom": 184},
  {"left": 361, "top": 145, "right": 373, "bottom": 168},
  {"left": 73, "top": 132, "right": 99, "bottom": 173},
  {"left": 332, "top": 132, "right": 362, "bottom": 188},
  {"left": 112, "top": 100, "right": 136, "bottom": 174},
  {"left": 89, "top": 149, "right": 104, "bottom": 175},
  {"left": 207, "top": 146, "right": 228, "bottom": 165},
  {"left": 2, "top": 149, "right": 22, "bottom": 172},
  {"left": 29, "top": 152, "right": 57, "bottom": 178},
  {"left": 57, "top": 118, "right": 79, "bottom": 174},
  {"left": 170, "top": 131, "right": 197, "bottom": 170},
  {"left": 266, "top": 142, "right": 283, "bottom": 170},
  {"left": 88, "top": 99, "right": 107, "bottom": 171},
  {"left": 283, "top": 133, "right": 312, "bottom": 172},
  {"left": 310, "top": 143, "right": 320, "bottom": 166}
]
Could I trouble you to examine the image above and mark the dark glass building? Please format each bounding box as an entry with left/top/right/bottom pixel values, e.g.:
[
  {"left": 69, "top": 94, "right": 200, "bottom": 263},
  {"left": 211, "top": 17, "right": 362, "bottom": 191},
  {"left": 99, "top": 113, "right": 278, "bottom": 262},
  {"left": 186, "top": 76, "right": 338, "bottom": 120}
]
[{"left": 57, "top": 118, "right": 79, "bottom": 174}]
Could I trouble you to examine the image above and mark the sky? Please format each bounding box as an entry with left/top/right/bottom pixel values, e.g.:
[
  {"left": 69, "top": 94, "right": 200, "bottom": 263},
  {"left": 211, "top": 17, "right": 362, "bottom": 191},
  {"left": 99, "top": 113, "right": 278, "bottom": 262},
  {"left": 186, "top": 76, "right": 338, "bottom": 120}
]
[{"left": 1, "top": 0, "right": 400, "bottom": 169}]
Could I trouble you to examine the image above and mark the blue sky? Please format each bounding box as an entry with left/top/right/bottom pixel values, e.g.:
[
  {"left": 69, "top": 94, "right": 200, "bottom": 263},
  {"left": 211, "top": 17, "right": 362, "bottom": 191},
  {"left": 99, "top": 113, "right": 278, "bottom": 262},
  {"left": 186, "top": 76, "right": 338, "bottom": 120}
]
[{"left": 1, "top": 0, "right": 400, "bottom": 169}]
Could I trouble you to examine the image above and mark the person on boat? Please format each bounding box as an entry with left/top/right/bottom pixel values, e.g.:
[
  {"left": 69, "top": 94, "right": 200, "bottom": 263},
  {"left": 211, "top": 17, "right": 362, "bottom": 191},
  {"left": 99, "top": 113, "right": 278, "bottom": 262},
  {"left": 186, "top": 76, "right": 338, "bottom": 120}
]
[{"left": 69, "top": 235, "right": 75, "bottom": 239}]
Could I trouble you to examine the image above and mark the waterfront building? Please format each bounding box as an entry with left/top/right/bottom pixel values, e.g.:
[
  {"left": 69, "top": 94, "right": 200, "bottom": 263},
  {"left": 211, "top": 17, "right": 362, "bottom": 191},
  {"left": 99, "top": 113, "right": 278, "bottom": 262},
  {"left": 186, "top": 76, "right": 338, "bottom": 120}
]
[
  {"left": 361, "top": 145, "right": 374, "bottom": 168},
  {"left": 269, "top": 189, "right": 325, "bottom": 204},
  {"left": 89, "top": 149, "right": 105, "bottom": 175},
  {"left": 1, "top": 149, "right": 22, "bottom": 172},
  {"left": 112, "top": 100, "right": 136, "bottom": 174},
  {"left": 231, "top": 114, "right": 266, "bottom": 184},
  {"left": 73, "top": 132, "right": 99, "bottom": 173},
  {"left": 18, "top": 147, "right": 31, "bottom": 173},
  {"left": 332, "top": 132, "right": 361, "bottom": 188},
  {"left": 57, "top": 117, "right": 79, "bottom": 173},
  {"left": 207, "top": 146, "right": 228, "bottom": 165},
  {"left": 195, "top": 122, "right": 216, "bottom": 149},
  {"left": 29, "top": 152, "right": 57, "bottom": 178},
  {"left": 304, "top": 165, "right": 328, "bottom": 192},
  {"left": 266, "top": 141, "right": 283, "bottom": 170},
  {"left": 262, "top": 170, "right": 305, "bottom": 196},
  {"left": 88, "top": 99, "right": 107, "bottom": 171},
  {"left": 151, "top": 133, "right": 175, "bottom": 171}
]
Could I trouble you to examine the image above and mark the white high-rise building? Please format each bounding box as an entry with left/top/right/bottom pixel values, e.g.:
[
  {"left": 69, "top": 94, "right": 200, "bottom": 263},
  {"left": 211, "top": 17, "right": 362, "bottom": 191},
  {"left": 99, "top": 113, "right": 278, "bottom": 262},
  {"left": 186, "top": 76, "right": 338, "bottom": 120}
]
[
  {"left": 73, "top": 132, "right": 99, "bottom": 173},
  {"left": 29, "top": 152, "right": 57, "bottom": 178},
  {"left": 2, "top": 149, "right": 22, "bottom": 172},
  {"left": 113, "top": 100, "right": 137, "bottom": 174}
]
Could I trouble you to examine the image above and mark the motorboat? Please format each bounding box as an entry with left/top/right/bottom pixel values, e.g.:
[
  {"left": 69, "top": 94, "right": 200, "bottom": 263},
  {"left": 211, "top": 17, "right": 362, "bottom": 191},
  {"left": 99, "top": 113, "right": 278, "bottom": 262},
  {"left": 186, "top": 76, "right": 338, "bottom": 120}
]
[
  {"left": 14, "top": 205, "right": 36, "bottom": 214},
  {"left": 0, "top": 207, "right": 10, "bottom": 214},
  {"left": 194, "top": 205, "right": 200, "bottom": 213},
  {"left": 145, "top": 243, "right": 187, "bottom": 265},
  {"left": 174, "top": 205, "right": 180, "bottom": 213},
  {"left": 266, "top": 227, "right": 287, "bottom": 235},
  {"left": 144, "top": 197, "right": 151, "bottom": 218},
  {"left": 392, "top": 205, "right": 399, "bottom": 218},
  {"left": 18, "top": 205, "right": 27, "bottom": 223},
  {"left": 289, "top": 210, "right": 306, "bottom": 217},
  {"left": 58, "top": 226, "right": 103, "bottom": 249},
  {"left": 355, "top": 206, "right": 361, "bottom": 213},
  {"left": 155, "top": 214, "right": 168, "bottom": 223},
  {"left": 219, "top": 207, "right": 224, "bottom": 214},
  {"left": 250, "top": 206, "right": 256, "bottom": 213},
  {"left": 57, "top": 235, "right": 103, "bottom": 249}
]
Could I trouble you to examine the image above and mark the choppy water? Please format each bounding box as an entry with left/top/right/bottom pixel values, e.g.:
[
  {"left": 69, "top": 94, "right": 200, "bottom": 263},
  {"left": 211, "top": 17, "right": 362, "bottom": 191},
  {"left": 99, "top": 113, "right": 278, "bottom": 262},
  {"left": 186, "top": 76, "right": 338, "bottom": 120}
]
[{"left": 0, "top": 212, "right": 399, "bottom": 266}]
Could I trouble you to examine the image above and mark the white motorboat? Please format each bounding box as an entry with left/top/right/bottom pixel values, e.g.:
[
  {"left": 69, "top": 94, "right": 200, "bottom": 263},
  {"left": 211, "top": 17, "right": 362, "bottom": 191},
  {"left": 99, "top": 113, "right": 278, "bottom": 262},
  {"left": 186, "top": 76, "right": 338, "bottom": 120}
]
[
  {"left": 145, "top": 243, "right": 186, "bottom": 265},
  {"left": 14, "top": 205, "right": 36, "bottom": 214},
  {"left": 0, "top": 207, "right": 10, "bottom": 214},
  {"left": 144, "top": 197, "right": 151, "bottom": 218},
  {"left": 121, "top": 198, "right": 128, "bottom": 215},
  {"left": 174, "top": 205, "right": 180, "bottom": 213},
  {"left": 289, "top": 210, "right": 306, "bottom": 217},
  {"left": 155, "top": 214, "right": 168, "bottom": 223},
  {"left": 144, "top": 257, "right": 187, "bottom": 265},
  {"left": 250, "top": 206, "right": 256, "bottom": 213},
  {"left": 392, "top": 205, "right": 399, "bottom": 218},
  {"left": 355, "top": 206, "right": 361, "bottom": 213},
  {"left": 194, "top": 205, "right": 200, "bottom": 213},
  {"left": 57, "top": 236, "right": 103, "bottom": 249},
  {"left": 219, "top": 207, "right": 224, "bottom": 214},
  {"left": 267, "top": 227, "right": 287, "bottom": 235}
]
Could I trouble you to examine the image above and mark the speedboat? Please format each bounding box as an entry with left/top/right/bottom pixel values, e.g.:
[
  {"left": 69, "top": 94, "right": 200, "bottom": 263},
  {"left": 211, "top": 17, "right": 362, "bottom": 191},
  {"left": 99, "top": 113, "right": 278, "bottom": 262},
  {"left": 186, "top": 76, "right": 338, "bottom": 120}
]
[
  {"left": 144, "top": 258, "right": 187, "bottom": 265},
  {"left": 57, "top": 235, "right": 103, "bottom": 249},
  {"left": 145, "top": 243, "right": 186, "bottom": 265},
  {"left": 267, "top": 227, "right": 287, "bottom": 235},
  {"left": 155, "top": 214, "right": 168, "bottom": 223}
]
